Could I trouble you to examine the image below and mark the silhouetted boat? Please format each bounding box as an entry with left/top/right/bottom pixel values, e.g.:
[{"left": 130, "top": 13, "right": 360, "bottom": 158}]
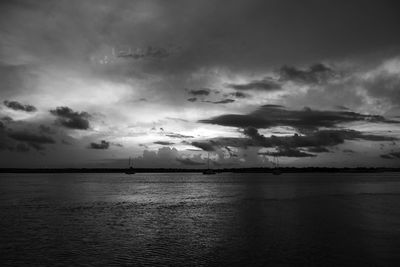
[
  {"left": 125, "top": 157, "right": 135, "bottom": 175},
  {"left": 203, "top": 153, "right": 216, "bottom": 175}
]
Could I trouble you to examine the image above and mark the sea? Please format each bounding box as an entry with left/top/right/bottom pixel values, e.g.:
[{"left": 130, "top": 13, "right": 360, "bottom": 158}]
[{"left": 1, "top": 172, "right": 400, "bottom": 266}]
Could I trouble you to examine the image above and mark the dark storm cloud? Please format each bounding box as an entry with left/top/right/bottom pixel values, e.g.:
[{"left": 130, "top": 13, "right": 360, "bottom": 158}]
[
  {"left": 154, "top": 141, "right": 175, "bottom": 145},
  {"left": 224, "top": 146, "right": 238, "bottom": 157},
  {"left": 187, "top": 89, "right": 211, "bottom": 96},
  {"left": 38, "top": 124, "right": 55, "bottom": 135},
  {"left": 242, "top": 127, "right": 397, "bottom": 150},
  {"left": 227, "top": 79, "right": 281, "bottom": 91},
  {"left": 307, "top": 146, "right": 330, "bottom": 153},
  {"left": 200, "top": 105, "right": 396, "bottom": 131},
  {"left": 1, "top": 116, "right": 13, "bottom": 123},
  {"left": 8, "top": 131, "right": 55, "bottom": 144},
  {"left": 230, "top": 92, "right": 248, "bottom": 98},
  {"left": 3, "top": 100, "right": 37, "bottom": 112},
  {"left": 335, "top": 105, "right": 350, "bottom": 111},
  {"left": 279, "top": 63, "right": 335, "bottom": 84},
  {"left": 50, "top": 107, "right": 90, "bottom": 130},
  {"left": 363, "top": 70, "right": 400, "bottom": 106},
  {"left": 88, "top": 140, "right": 109, "bottom": 149},
  {"left": 203, "top": 99, "right": 235, "bottom": 104},
  {"left": 2, "top": 0, "right": 400, "bottom": 79},
  {"left": 176, "top": 157, "right": 205, "bottom": 166},
  {"left": 391, "top": 152, "right": 400, "bottom": 158},
  {"left": 187, "top": 97, "right": 197, "bottom": 102},
  {"left": 380, "top": 151, "right": 400, "bottom": 159},
  {"left": 8, "top": 130, "right": 55, "bottom": 150},
  {"left": 191, "top": 141, "right": 216, "bottom": 152},
  {"left": 166, "top": 117, "right": 189, "bottom": 123},
  {"left": 259, "top": 148, "right": 316, "bottom": 158},
  {"left": 165, "top": 133, "right": 194, "bottom": 139},
  {"left": 190, "top": 127, "right": 397, "bottom": 159}
]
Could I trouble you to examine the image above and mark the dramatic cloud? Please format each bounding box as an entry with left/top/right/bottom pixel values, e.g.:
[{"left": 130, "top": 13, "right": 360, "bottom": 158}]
[
  {"left": 50, "top": 107, "right": 90, "bottom": 130},
  {"left": 307, "top": 146, "right": 330, "bottom": 153},
  {"left": 8, "top": 130, "right": 55, "bottom": 150},
  {"left": 279, "top": 63, "right": 335, "bottom": 84},
  {"left": 335, "top": 105, "right": 350, "bottom": 111},
  {"left": 229, "top": 92, "right": 248, "bottom": 98},
  {"left": 363, "top": 67, "right": 400, "bottom": 106},
  {"left": 242, "top": 127, "right": 397, "bottom": 150},
  {"left": 200, "top": 105, "right": 396, "bottom": 131},
  {"left": 38, "top": 125, "right": 55, "bottom": 135},
  {"left": 227, "top": 79, "right": 281, "bottom": 91},
  {"left": 154, "top": 141, "right": 175, "bottom": 145},
  {"left": 203, "top": 99, "right": 235, "bottom": 104},
  {"left": 191, "top": 141, "right": 217, "bottom": 152},
  {"left": 1, "top": 0, "right": 400, "bottom": 167},
  {"left": 4, "top": 100, "right": 37, "bottom": 112},
  {"left": 188, "top": 127, "right": 397, "bottom": 161},
  {"left": 380, "top": 151, "right": 400, "bottom": 160},
  {"left": 165, "top": 133, "right": 194, "bottom": 139},
  {"left": 259, "top": 148, "right": 316, "bottom": 158},
  {"left": 89, "top": 140, "right": 109, "bottom": 150},
  {"left": 1, "top": 116, "right": 13, "bottom": 123},
  {"left": 187, "top": 89, "right": 211, "bottom": 96}
]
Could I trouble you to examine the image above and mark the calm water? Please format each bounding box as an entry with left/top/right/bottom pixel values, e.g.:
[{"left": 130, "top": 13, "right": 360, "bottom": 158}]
[{"left": 1, "top": 172, "right": 400, "bottom": 266}]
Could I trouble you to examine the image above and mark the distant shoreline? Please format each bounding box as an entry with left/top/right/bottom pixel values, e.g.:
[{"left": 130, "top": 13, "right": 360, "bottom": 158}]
[{"left": 0, "top": 167, "right": 399, "bottom": 174}]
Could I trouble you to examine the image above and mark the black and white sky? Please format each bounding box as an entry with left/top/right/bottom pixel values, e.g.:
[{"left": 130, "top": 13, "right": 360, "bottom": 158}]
[{"left": 1, "top": 0, "right": 400, "bottom": 168}]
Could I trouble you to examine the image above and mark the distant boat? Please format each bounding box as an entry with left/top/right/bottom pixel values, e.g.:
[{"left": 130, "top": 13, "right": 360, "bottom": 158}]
[
  {"left": 203, "top": 153, "right": 216, "bottom": 175},
  {"left": 125, "top": 157, "right": 135, "bottom": 175}
]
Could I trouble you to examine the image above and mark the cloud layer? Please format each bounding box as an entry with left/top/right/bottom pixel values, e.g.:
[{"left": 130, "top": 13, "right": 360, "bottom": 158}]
[
  {"left": 4, "top": 100, "right": 37, "bottom": 112},
  {"left": 1, "top": 0, "right": 400, "bottom": 167},
  {"left": 50, "top": 107, "right": 91, "bottom": 130}
]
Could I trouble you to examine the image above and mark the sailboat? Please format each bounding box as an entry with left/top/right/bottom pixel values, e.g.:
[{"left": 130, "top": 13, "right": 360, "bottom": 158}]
[
  {"left": 125, "top": 157, "right": 135, "bottom": 175},
  {"left": 272, "top": 155, "right": 281, "bottom": 175},
  {"left": 202, "top": 153, "right": 216, "bottom": 175}
]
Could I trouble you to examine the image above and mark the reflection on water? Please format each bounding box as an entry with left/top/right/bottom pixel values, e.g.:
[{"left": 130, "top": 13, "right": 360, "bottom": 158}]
[{"left": 1, "top": 173, "right": 400, "bottom": 266}]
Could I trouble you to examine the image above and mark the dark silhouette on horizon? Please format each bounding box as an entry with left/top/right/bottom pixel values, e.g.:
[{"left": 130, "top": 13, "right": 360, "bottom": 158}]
[{"left": 1, "top": 167, "right": 400, "bottom": 174}]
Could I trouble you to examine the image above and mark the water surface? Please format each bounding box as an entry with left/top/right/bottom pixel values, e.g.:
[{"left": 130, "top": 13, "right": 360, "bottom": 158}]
[{"left": 1, "top": 172, "right": 400, "bottom": 266}]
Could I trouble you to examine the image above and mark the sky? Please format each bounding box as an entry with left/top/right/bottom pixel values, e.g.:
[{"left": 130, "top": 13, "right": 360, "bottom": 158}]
[{"left": 1, "top": 0, "right": 400, "bottom": 168}]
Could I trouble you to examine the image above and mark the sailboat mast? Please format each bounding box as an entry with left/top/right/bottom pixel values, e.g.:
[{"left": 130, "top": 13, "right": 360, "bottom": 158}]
[{"left": 207, "top": 153, "right": 210, "bottom": 169}]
